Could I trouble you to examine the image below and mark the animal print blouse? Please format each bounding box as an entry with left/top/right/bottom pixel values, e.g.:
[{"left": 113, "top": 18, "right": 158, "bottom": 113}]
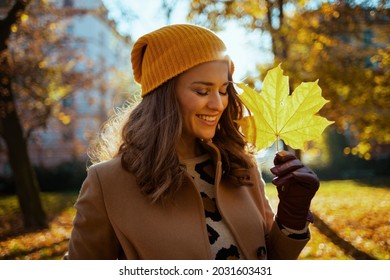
[{"left": 182, "top": 154, "right": 244, "bottom": 260}]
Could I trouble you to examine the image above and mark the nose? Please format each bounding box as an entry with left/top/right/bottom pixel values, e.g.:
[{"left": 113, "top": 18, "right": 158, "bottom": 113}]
[{"left": 208, "top": 92, "right": 225, "bottom": 111}]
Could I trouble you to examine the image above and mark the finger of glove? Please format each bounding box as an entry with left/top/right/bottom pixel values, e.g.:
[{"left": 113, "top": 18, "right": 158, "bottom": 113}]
[
  {"left": 292, "top": 169, "right": 320, "bottom": 190},
  {"left": 270, "top": 158, "right": 304, "bottom": 176},
  {"left": 272, "top": 173, "right": 294, "bottom": 187},
  {"left": 273, "top": 150, "right": 297, "bottom": 165},
  {"left": 272, "top": 166, "right": 319, "bottom": 189}
]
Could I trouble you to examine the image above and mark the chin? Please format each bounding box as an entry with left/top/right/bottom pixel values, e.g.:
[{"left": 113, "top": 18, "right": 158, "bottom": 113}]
[
  {"left": 195, "top": 128, "right": 217, "bottom": 141},
  {"left": 198, "top": 133, "right": 216, "bottom": 140}
]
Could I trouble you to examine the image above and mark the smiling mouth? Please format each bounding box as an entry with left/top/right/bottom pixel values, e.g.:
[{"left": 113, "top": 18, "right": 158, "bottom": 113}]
[{"left": 197, "top": 114, "right": 218, "bottom": 122}]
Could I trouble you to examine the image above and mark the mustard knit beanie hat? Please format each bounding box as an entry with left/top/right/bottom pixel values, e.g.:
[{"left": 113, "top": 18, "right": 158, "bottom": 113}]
[{"left": 131, "top": 24, "right": 234, "bottom": 97}]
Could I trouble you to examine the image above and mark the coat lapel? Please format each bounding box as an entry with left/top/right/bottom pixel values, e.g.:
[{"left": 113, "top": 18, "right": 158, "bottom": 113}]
[
  {"left": 216, "top": 178, "right": 266, "bottom": 259},
  {"left": 200, "top": 139, "right": 266, "bottom": 259}
]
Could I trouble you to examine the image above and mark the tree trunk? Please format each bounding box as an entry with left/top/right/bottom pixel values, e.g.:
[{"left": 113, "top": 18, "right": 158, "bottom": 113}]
[
  {"left": 0, "top": 53, "right": 48, "bottom": 229},
  {"left": 0, "top": 93, "right": 48, "bottom": 229},
  {"left": 266, "top": 0, "right": 289, "bottom": 61},
  {"left": 0, "top": 0, "right": 47, "bottom": 230}
]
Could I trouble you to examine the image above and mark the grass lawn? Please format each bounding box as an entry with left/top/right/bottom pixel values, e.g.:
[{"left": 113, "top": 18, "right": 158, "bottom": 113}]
[
  {"left": 0, "top": 192, "right": 77, "bottom": 260},
  {"left": 265, "top": 180, "right": 390, "bottom": 260},
  {"left": 0, "top": 179, "right": 389, "bottom": 260}
]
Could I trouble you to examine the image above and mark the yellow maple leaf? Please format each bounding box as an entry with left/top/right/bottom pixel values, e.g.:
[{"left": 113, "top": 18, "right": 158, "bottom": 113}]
[{"left": 236, "top": 65, "right": 334, "bottom": 151}]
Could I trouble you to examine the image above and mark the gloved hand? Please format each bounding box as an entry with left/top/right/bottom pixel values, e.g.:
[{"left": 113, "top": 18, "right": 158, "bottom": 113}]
[{"left": 270, "top": 150, "right": 319, "bottom": 230}]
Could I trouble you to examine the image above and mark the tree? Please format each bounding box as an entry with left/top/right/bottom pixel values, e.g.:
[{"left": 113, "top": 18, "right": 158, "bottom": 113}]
[
  {"left": 161, "top": 0, "right": 180, "bottom": 24},
  {"left": 10, "top": 2, "right": 92, "bottom": 138},
  {"left": 187, "top": 0, "right": 302, "bottom": 62},
  {"left": 0, "top": 0, "right": 92, "bottom": 229},
  {"left": 0, "top": 0, "right": 47, "bottom": 230},
  {"left": 187, "top": 0, "right": 390, "bottom": 158},
  {"left": 276, "top": 3, "right": 390, "bottom": 159}
]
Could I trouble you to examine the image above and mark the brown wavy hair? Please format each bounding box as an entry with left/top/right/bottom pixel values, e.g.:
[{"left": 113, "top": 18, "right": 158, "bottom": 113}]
[{"left": 89, "top": 74, "right": 255, "bottom": 203}]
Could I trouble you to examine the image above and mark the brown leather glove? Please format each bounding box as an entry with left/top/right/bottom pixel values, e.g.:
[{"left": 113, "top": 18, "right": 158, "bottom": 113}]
[{"left": 270, "top": 150, "right": 319, "bottom": 230}]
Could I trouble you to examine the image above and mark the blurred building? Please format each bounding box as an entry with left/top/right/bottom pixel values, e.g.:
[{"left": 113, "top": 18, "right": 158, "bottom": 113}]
[{"left": 0, "top": 0, "right": 133, "bottom": 173}]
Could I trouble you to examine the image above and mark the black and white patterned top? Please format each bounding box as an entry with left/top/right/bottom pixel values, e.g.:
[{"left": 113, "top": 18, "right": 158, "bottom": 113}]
[{"left": 181, "top": 154, "right": 244, "bottom": 260}]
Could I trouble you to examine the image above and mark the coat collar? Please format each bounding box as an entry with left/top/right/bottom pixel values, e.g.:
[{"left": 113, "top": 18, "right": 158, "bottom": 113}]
[
  {"left": 198, "top": 139, "right": 221, "bottom": 166},
  {"left": 198, "top": 139, "right": 254, "bottom": 188}
]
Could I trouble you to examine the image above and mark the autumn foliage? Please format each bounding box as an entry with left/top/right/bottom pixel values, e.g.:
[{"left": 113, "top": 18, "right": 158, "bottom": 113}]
[{"left": 188, "top": 0, "right": 390, "bottom": 159}]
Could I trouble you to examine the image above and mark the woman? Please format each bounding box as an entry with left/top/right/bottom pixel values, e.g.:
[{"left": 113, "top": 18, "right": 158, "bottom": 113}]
[{"left": 65, "top": 24, "right": 319, "bottom": 260}]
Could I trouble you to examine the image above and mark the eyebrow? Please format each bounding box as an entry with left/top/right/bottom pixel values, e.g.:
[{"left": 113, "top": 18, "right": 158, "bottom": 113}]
[{"left": 191, "top": 81, "right": 231, "bottom": 86}]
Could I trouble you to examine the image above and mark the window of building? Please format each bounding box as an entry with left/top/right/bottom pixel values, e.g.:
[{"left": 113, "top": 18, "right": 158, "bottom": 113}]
[
  {"left": 62, "top": 129, "right": 74, "bottom": 141},
  {"left": 63, "top": 0, "right": 74, "bottom": 7},
  {"left": 62, "top": 96, "right": 73, "bottom": 108},
  {"left": 67, "top": 24, "right": 74, "bottom": 35}
]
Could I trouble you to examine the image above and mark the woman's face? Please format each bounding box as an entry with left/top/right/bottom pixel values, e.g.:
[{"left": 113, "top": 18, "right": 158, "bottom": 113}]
[{"left": 175, "top": 60, "right": 229, "bottom": 144}]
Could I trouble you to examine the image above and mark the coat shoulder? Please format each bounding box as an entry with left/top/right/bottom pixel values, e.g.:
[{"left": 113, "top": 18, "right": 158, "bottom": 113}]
[
  {"left": 87, "top": 156, "right": 137, "bottom": 191},
  {"left": 89, "top": 156, "right": 123, "bottom": 172},
  {"left": 88, "top": 156, "right": 128, "bottom": 177}
]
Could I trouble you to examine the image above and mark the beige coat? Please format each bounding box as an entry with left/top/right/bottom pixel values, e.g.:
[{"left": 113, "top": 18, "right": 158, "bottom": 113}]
[{"left": 65, "top": 140, "right": 308, "bottom": 260}]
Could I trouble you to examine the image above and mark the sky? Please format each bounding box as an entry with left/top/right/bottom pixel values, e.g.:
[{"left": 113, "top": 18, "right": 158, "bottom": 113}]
[{"left": 101, "top": 0, "right": 273, "bottom": 81}]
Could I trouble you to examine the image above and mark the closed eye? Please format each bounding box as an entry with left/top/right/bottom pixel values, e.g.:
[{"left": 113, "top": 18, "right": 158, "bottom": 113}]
[
  {"left": 191, "top": 81, "right": 230, "bottom": 96},
  {"left": 194, "top": 89, "right": 208, "bottom": 96}
]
